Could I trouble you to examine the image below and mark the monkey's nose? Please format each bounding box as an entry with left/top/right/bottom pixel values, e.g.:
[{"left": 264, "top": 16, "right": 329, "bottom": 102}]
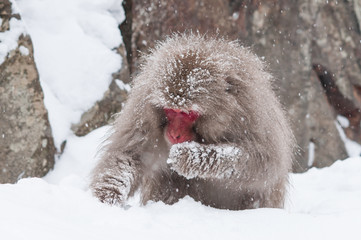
[
  {"left": 168, "top": 131, "right": 182, "bottom": 144},
  {"left": 171, "top": 133, "right": 181, "bottom": 141}
]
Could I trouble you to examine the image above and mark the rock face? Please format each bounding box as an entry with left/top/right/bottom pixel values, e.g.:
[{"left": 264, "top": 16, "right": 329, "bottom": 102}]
[
  {"left": 117, "top": 0, "right": 361, "bottom": 172},
  {"left": 229, "top": 0, "right": 359, "bottom": 171},
  {"left": 0, "top": 0, "right": 55, "bottom": 183}
]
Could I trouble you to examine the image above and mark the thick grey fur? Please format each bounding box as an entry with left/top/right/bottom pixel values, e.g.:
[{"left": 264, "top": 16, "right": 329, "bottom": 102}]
[{"left": 90, "top": 34, "right": 294, "bottom": 210}]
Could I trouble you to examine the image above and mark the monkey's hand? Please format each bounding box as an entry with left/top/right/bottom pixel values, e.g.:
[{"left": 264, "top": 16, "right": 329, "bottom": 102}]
[
  {"left": 167, "top": 141, "right": 244, "bottom": 179},
  {"left": 90, "top": 153, "right": 138, "bottom": 208},
  {"left": 92, "top": 183, "right": 125, "bottom": 206},
  {"left": 91, "top": 174, "right": 129, "bottom": 207}
]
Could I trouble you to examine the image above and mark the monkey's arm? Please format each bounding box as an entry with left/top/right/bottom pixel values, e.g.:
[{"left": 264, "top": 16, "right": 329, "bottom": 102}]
[
  {"left": 167, "top": 142, "right": 246, "bottom": 180},
  {"left": 90, "top": 151, "right": 140, "bottom": 207}
]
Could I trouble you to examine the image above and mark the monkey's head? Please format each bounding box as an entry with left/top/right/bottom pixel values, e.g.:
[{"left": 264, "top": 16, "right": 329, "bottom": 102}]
[
  {"left": 154, "top": 48, "right": 238, "bottom": 146},
  {"left": 132, "top": 34, "right": 270, "bottom": 147}
]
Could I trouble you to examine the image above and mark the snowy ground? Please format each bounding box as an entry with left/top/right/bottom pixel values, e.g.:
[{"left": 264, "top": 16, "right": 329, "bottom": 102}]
[
  {"left": 1, "top": 0, "right": 361, "bottom": 239},
  {"left": 1, "top": 130, "right": 361, "bottom": 239}
]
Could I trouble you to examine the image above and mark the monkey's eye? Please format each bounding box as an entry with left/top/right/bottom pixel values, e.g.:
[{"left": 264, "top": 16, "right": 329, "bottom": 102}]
[{"left": 160, "top": 117, "right": 167, "bottom": 128}]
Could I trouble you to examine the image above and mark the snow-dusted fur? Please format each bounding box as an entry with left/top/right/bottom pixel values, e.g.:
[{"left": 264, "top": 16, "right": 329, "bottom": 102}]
[{"left": 90, "top": 34, "right": 294, "bottom": 210}]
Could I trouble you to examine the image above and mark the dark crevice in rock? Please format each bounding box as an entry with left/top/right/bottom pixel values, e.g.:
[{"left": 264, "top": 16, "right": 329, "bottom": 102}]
[
  {"left": 119, "top": 0, "right": 133, "bottom": 75},
  {"left": 313, "top": 63, "right": 358, "bottom": 117},
  {"left": 345, "top": 0, "right": 361, "bottom": 34},
  {"left": 313, "top": 63, "right": 361, "bottom": 143}
]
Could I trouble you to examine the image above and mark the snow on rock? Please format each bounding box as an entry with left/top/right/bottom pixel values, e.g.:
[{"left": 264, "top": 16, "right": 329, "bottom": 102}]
[
  {"left": 307, "top": 141, "right": 315, "bottom": 167},
  {"left": 115, "top": 79, "right": 131, "bottom": 92},
  {"left": 18, "top": 45, "right": 29, "bottom": 55},
  {"left": 337, "top": 115, "right": 350, "bottom": 128},
  {"left": 335, "top": 120, "right": 361, "bottom": 157},
  {"left": 0, "top": 1, "right": 26, "bottom": 64},
  {"left": 15, "top": 0, "right": 124, "bottom": 148}
]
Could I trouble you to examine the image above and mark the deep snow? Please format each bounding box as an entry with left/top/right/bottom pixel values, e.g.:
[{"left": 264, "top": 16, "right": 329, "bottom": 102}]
[
  {"left": 1, "top": 129, "right": 361, "bottom": 240},
  {"left": 1, "top": 0, "right": 361, "bottom": 239}
]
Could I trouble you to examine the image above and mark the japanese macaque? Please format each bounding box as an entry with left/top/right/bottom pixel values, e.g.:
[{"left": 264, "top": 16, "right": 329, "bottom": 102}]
[{"left": 90, "top": 34, "right": 294, "bottom": 210}]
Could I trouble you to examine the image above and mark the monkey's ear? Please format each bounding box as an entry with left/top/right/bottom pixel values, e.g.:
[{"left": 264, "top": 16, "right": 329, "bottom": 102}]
[{"left": 225, "top": 76, "right": 240, "bottom": 94}]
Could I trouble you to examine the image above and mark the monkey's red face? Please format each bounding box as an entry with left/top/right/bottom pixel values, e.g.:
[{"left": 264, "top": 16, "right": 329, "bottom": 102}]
[{"left": 164, "top": 108, "right": 199, "bottom": 145}]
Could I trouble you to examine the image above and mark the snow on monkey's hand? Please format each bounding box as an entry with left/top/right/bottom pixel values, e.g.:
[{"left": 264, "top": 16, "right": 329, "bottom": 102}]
[
  {"left": 92, "top": 184, "right": 126, "bottom": 207},
  {"left": 167, "top": 141, "right": 243, "bottom": 179},
  {"left": 167, "top": 141, "right": 204, "bottom": 179}
]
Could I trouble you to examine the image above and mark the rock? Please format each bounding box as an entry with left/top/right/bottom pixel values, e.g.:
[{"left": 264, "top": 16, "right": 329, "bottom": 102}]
[
  {"left": 232, "top": 0, "right": 359, "bottom": 171},
  {"left": 305, "top": 71, "right": 348, "bottom": 168},
  {"left": 0, "top": 0, "right": 55, "bottom": 183},
  {"left": 128, "top": 0, "right": 231, "bottom": 74}
]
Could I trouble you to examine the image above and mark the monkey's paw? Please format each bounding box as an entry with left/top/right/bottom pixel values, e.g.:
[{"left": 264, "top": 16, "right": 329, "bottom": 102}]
[
  {"left": 167, "top": 142, "right": 203, "bottom": 179},
  {"left": 92, "top": 185, "right": 126, "bottom": 207}
]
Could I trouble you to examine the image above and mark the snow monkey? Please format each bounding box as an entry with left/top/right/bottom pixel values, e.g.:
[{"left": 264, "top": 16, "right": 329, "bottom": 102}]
[{"left": 90, "top": 34, "right": 294, "bottom": 210}]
